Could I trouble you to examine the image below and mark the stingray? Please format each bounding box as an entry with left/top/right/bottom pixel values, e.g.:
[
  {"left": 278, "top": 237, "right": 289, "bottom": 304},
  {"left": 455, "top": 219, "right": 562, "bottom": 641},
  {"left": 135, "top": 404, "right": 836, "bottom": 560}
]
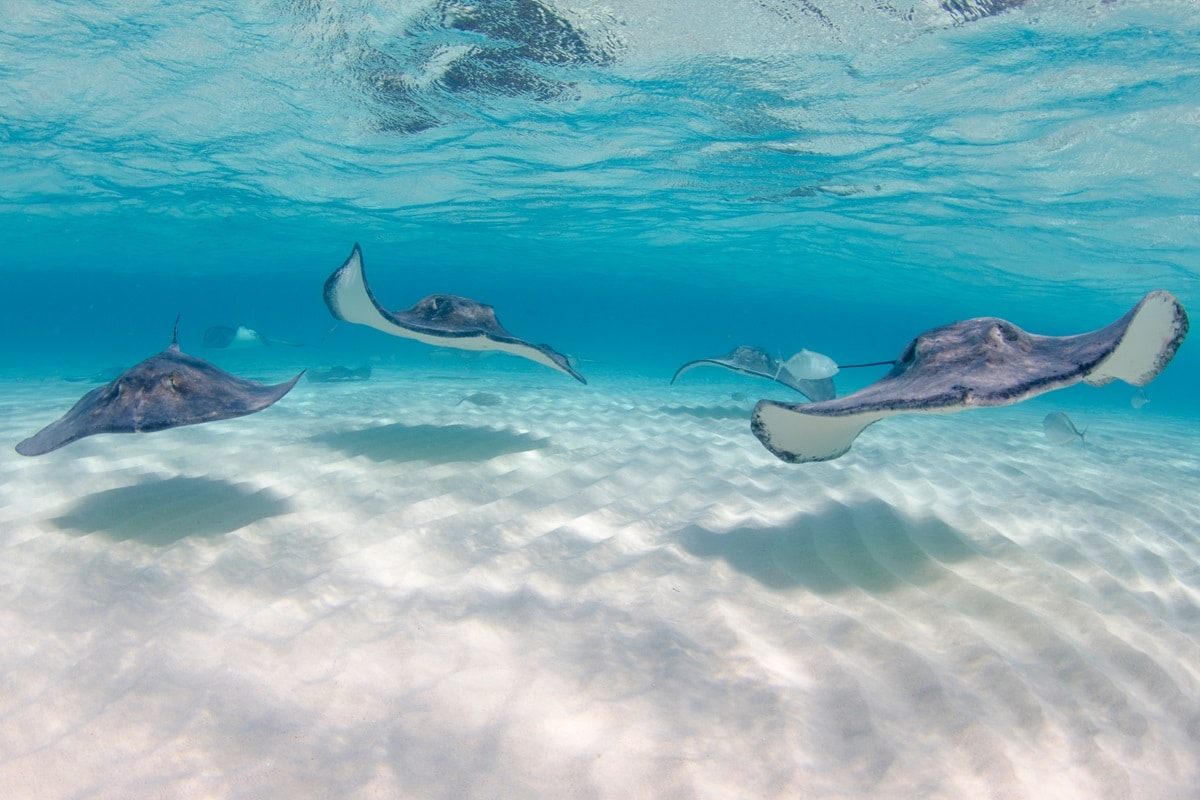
[
  {"left": 783, "top": 348, "right": 839, "bottom": 380},
  {"left": 752, "top": 290, "right": 1189, "bottom": 463},
  {"left": 671, "top": 345, "right": 836, "bottom": 402},
  {"left": 15, "top": 320, "right": 304, "bottom": 457},
  {"left": 307, "top": 365, "right": 372, "bottom": 383},
  {"left": 203, "top": 325, "right": 303, "bottom": 349},
  {"left": 1043, "top": 412, "right": 1086, "bottom": 446},
  {"left": 323, "top": 243, "right": 586, "bottom": 384}
]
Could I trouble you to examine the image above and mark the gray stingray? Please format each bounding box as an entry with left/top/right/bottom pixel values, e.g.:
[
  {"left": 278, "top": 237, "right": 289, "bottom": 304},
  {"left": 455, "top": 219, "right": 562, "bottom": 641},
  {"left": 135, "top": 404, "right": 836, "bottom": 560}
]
[
  {"left": 752, "top": 290, "right": 1188, "bottom": 463},
  {"left": 1043, "top": 412, "right": 1086, "bottom": 446},
  {"left": 671, "top": 345, "right": 836, "bottom": 402},
  {"left": 16, "top": 321, "right": 304, "bottom": 457},
  {"left": 323, "top": 244, "right": 586, "bottom": 384}
]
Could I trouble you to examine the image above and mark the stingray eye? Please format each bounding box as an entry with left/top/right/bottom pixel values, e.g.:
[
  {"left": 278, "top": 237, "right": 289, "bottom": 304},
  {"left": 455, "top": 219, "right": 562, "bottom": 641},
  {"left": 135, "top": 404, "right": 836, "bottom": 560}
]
[{"left": 988, "top": 323, "right": 1017, "bottom": 345}]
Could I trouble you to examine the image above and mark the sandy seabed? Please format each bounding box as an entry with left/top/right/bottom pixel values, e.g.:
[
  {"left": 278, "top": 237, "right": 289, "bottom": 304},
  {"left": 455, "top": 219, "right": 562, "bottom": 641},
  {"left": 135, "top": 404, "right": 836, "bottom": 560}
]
[{"left": 1, "top": 368, "right": 1198, "bottom": 800}]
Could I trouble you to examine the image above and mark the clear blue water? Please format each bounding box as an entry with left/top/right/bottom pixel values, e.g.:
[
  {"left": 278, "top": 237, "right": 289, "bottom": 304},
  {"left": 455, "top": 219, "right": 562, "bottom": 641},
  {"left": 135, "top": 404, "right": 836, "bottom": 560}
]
[
  {"left": 2, "top": 1, "right": 1197, "bottom": 396},
  {"left": 5, "top": 5, "right": 1200, "bottom": 795}
]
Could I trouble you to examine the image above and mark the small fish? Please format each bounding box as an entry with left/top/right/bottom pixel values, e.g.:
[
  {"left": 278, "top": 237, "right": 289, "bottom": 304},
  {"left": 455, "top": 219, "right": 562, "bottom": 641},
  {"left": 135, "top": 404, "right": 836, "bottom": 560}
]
[
  {"left": 1043, "top": 412, "right": 1086, "bottom": 446},
  {"left": 455, "top": 392, "right": 503, "bottom": 407},
  {"left": 1131, "top": 388, "right": 1149, "bottom": 409},
  {"left": 730, "top": 391, "right": 748, "bottom": 402}
]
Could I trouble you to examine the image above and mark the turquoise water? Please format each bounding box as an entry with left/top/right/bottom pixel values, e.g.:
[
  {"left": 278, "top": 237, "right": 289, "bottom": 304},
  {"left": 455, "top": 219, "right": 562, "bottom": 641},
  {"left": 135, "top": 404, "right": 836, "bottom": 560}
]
[
  {"left": 5, "top": 4, "right": 1200, "bottom": 796},
  {"left": 2, "top": 0, "right": 1198, "bottom": 410}
]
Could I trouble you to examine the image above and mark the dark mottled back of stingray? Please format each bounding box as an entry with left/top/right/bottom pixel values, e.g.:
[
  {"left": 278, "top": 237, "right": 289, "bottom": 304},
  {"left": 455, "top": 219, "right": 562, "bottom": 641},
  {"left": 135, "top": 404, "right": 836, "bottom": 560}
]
[{"left": 16, "top": 322, "right": 303, "bottom": 456}]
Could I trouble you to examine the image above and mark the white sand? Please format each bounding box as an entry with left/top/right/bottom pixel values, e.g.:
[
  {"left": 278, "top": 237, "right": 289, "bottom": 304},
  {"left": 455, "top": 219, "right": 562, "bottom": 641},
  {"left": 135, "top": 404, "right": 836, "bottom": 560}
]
[{"left": 1, "top": 369, "right": 1198, "bottom": 799}]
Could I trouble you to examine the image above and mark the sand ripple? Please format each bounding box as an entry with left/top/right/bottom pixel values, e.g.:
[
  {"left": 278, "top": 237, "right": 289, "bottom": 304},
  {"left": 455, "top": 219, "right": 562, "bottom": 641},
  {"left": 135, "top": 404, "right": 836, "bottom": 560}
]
[{"left": 1, "top": 375, "right": 1198, "bottom": 798}]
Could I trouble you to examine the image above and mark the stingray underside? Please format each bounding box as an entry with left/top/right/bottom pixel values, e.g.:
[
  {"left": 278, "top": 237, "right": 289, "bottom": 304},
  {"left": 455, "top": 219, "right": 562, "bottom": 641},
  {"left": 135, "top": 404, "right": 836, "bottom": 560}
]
[
  {"left": 323, "top": 243, "right": 585, "bottom": 383},
  {"left": 752, "top": 290, "right": 1189, "bottom": 463},
  {"left": 671, "top": 346, "right": 835, "bottom": 402},
  {"left": 16, "top": 349, "right": 303, "bottom": 456}
]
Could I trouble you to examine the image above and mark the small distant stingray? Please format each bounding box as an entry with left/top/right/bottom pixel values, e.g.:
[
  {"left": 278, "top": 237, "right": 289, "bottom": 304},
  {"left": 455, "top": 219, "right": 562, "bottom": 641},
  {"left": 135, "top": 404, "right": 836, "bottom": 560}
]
[
  {"left": 203, "top": 325, "right": 304, "bottom": 349},
  {"left": 1131, "top": 388, "right": 1150, "bottom": 409},
  {"left": 752, "top": 290, "right": 1189, "bottom": 463},
  {"left": 307, "top": 365, "right": 372, "bottom": 383},
  {"left": 323, "top": 243, "right": 586, "bottom": 384},
  {"left": 16, "top": 320, "right": 304, "bottom": 456},
  {"left": 1043, "top": 412, "right": 1086, "bottom": 446},
  {"left": 783, "top": 348, "right": 839, "bottom": 380},
  {"left": 455, "top": 391, "right": 503, "bottom": 407},
  {"left": 671, "top": 345, "right": 836, "bottom": 402}
]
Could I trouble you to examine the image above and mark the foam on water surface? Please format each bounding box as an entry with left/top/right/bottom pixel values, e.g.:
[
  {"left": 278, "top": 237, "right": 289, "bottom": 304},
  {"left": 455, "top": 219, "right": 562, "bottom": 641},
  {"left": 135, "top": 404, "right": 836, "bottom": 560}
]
[{"left": 1, "top": 374, "right": 1197, "bottom": 798}]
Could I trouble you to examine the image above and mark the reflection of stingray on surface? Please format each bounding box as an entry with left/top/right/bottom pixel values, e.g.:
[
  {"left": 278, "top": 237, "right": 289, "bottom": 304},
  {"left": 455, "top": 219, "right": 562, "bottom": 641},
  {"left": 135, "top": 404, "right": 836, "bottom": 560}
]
[
  {"left": 656, "top": 405, "right": 749, "bottom": 422},
  {"left": 677, "top": 499, "right": 978, "bottom": 594},
  {"left": 346, "top": 0, "right": 620, "bottom": 134},
  {"left": 753, "top": 291, "right": 1189, "bottom": 463},
  {"left": 310, "top": 422, "right": 549, "bottom": 464},
  {"left": 51, "top": 476, "right": 294, "bottom": 546}
]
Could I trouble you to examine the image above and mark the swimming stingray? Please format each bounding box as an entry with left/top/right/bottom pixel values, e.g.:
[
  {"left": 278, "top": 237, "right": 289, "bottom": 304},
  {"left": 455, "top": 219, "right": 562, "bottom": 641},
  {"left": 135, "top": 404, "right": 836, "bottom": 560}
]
[
  {"left": 15, "top": 320, "right": 304, "bottom": 456},
  {"left": 752, "top": 290, "right": 1189, "bottom": 463},
  {"left": 203, "top": 325, "right": 303, "bottom": 349},
  {"left": 323, "top": 244, "right": 586, "bottom": 384},
  {"left": 671, "top": 345, "right": 836, "bottom": 402}
]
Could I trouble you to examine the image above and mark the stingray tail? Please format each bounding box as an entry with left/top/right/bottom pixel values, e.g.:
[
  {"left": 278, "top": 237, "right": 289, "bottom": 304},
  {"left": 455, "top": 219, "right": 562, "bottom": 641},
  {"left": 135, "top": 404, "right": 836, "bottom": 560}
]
[{"left": 171, "top": 315, "right": 181, "bottom": 348}]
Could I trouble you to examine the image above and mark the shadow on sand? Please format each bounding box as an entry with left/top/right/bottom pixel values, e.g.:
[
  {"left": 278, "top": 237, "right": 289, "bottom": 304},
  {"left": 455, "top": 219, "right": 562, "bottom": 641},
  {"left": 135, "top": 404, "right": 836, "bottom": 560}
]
[
  {"left": 51, "top": 476, "right": 294, "bottom": 546},
  {"left": 678, "top": 497, "right": 980, "bottom": 594},
  {"left": 310, "top": 422, "right": 550, "bottom": 464}
]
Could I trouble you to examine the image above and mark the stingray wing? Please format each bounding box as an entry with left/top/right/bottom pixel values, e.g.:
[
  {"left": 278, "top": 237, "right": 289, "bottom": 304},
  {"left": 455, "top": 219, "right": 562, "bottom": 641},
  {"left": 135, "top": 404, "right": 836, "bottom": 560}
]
[
  {"left": 16, "top": 350, "right": 303, "bottom": 456},
  {"left": 323, "top": 244, "right": 585, "bottom": 383},
  {"left": 752, "top": 290, "right": 1188, "bottom": 463}
]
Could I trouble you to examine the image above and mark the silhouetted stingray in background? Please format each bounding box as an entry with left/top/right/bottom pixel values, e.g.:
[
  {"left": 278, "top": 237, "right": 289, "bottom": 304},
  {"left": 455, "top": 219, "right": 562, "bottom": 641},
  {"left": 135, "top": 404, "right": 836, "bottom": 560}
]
[
  {"left": 752, "top": 291, "right": 1189, "bottom": 463},
  {"left": 323, "top": 244, "right": 586, "bottom": 384},
  {"left": 671, "top": 345, "right": 836, "bottom": 402},
  {"left": 16, "top": 320, "right": 304, "bottom": 456},
  {"left": 203, "top": 325, "right": 304, "bottom": 348},
  {"left": 307, "top": 365, "right": 372, "bottom": 383}
]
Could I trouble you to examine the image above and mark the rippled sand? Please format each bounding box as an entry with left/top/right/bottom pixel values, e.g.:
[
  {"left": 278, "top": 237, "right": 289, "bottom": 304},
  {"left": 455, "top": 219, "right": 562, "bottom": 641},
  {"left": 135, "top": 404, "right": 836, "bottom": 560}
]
[{"left": 1, "top": 371, "right": 1198, "bottom": 799}]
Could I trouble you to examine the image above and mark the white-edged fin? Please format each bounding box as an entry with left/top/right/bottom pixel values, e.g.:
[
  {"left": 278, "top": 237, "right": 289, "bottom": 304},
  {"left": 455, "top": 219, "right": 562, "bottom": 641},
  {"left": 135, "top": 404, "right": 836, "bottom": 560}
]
[
  {"left": 324, "top": 245, "right": 395, "bottom": 334},
  {"left": 751, "top": 401, "right": 889, "bottom": 463},
  {"left": 670, "top": 360, "right": 721, "bottom": 384},
  {"left": 1085, "top": 290, "right": 1189, "bottom": 386},
  {"left": 324, "top": 244, "right": 584, "bottom": 382}
]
